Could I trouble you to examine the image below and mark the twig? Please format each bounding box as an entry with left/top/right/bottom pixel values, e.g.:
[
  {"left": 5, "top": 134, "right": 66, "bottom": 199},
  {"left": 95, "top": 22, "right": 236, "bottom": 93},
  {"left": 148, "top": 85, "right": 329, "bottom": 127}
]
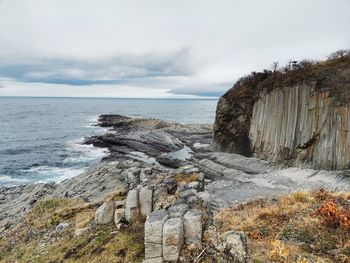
[{"left": 195, "top": 248, "right": 206, "bottom": 262}]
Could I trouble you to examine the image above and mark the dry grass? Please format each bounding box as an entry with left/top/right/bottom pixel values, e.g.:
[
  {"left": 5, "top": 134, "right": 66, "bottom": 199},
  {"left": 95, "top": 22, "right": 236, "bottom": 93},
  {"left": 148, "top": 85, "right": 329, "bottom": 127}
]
[
  {"left": 214, "top": 189, "right": 350, "bottom": 262},
  {"left": 174, "top": 173, "right": 198, "bottom": 184},
  {"left": 0, "top": 197, "right": 144, "bottom": 263}
]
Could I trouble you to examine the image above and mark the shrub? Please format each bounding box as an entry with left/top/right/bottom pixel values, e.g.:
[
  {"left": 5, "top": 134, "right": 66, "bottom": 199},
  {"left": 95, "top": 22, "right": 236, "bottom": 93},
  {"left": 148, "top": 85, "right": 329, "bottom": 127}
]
[{"left": 317, "top": 201, "right": 350, "bottom": 229}]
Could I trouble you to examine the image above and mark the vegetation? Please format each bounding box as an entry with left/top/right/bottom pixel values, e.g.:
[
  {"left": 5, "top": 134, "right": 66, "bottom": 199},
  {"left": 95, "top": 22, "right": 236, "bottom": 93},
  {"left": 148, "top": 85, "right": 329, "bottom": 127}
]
[
  {"left": 214, "top": 189, "right": 350, "bottom": 262},
  {"left": 0, "top": 197, "right": 144, "bottom": 263},
  {"left": 225, "top": 49, "right": 350, "bottom": 105},
  {"left": 174, "top": 173, "right": 199, "bottom": 184}
]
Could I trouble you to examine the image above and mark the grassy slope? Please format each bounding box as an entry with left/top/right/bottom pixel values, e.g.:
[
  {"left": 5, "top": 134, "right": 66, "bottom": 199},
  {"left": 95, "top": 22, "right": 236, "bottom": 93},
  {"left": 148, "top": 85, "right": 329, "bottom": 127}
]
[
  {"left": 215, "top": 189, "right": 350, "bottom": 263},
  {"left": 0, "top": 197, "right": 144, "bottom": 263}
]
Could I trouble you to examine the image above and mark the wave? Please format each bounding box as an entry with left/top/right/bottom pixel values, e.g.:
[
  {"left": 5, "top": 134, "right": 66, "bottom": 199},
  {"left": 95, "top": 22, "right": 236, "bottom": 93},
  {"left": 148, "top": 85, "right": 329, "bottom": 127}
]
[
  {"left": 0, "top": 175, "right": 30, "bottom": 186},
  {"left": 63, "top": 138, "right": 109, "bottom": 164},
  {"left": 27, "top": 165, "right": 86, "bottom": 183}
]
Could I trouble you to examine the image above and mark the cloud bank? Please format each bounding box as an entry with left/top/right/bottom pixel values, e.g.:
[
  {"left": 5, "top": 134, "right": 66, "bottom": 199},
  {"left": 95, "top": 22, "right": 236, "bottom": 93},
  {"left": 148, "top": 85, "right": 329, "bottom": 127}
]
[{"left": 0, "top": 0, "right": 349, "bottom": 98}]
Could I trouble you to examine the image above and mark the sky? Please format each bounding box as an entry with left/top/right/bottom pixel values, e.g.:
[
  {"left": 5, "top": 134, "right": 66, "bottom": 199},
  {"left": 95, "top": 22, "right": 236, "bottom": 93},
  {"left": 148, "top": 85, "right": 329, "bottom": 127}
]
[{"left": 0, "top": 0, "right": 349, "bottom": 98}]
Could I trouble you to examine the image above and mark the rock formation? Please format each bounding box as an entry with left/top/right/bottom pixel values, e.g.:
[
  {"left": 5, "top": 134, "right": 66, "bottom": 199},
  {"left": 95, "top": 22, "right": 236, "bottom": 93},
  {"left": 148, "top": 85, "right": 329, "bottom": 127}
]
[{"left": 214, "top": 53, "right": 350, "bottom": 169}]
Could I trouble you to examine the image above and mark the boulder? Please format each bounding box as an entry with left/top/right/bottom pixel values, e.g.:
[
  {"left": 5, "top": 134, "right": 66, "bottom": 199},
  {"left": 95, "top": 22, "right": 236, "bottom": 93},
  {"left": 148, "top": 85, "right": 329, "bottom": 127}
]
[
  {"left": 125, "top": 189, "right": 139, "bottom": 222},
  {"left": 74, "top": 227, "right": 90, "bottom": 237},
  {"left": 180, "top": 189, "right": 197, "bottom": 199},
  {"left": 95, "top": 198, "right": 114, "bottom": 224},
  {"left": 162, "top": 218, "right": 184, "bottom": 262},
  {"left": 183, "top": 210, "right": 202, "bottom": 248},
  {"left": 139, "top": 186, "right": 153, "bottom": 217},
  {"left": 144, "top": 210, "right": 169, "bottom": 259},
  {"left": 115, "top": 199, "right": 126, "bottom": 209},
  {"left": 223, "top": 231, "right": 248, "bottom": 263},
  {"left": 167, "top": 204, "right": 189, "bottom": 218},
  {"left": 114, "top": 208, "right": 125, "bottom": 228}
]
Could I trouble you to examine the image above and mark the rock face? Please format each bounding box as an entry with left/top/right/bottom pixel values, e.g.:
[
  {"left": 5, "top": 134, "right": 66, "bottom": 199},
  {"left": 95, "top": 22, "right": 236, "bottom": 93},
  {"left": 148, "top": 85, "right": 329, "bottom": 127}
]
[
  {"left": 214, "top": 56, "right": 350, "bottom": 170},
  {"left": 250, "top": 85, "right": 350, "bottom": 169}
]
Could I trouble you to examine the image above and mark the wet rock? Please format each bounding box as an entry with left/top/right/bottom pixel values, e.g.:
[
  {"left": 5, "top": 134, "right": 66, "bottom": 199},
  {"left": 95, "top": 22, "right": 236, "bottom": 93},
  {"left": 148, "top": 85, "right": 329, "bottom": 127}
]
[
  {"left": 139, "top": 186, "right": 153, "bottom": 217},
  {"left": 162, "top": 218, "right": 184, "bottom": 261},
  {"left": 144, "top": 210, "right": 169, "bottom": 259},
  {"left": 125, "top": 189, "right": 139, "bottom": 222},
  {"left": 183, "top": 210, "right": 202, "bottom": 248},
  {"left": 156, "top": 156, "right": 182, "bottom": 168},
  {"left": 95, "top": 198, "right": 114, "bottom": 224},
  {"left": 167, "top": 204, "right": 189, "bottom": 218}
]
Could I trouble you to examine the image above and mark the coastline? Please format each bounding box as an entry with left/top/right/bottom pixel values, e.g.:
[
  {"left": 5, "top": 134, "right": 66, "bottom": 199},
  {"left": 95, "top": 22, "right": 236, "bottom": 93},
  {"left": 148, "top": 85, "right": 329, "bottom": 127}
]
[{"left": 2, "top": 114, "right": 349, "bottom": 236}]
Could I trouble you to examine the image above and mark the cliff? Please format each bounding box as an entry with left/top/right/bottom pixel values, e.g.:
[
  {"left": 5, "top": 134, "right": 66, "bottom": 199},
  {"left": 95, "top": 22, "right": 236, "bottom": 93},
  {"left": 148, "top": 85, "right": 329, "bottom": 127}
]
[{"left": 214, "top": 50, "right": 350, "bottom": 169}]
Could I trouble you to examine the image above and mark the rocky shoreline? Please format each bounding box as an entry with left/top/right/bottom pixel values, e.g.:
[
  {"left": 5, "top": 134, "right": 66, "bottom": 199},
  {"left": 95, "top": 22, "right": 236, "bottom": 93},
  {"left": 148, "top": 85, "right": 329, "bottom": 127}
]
[{"left": 1, "top": 114, "right": 350, "bottom": 261}]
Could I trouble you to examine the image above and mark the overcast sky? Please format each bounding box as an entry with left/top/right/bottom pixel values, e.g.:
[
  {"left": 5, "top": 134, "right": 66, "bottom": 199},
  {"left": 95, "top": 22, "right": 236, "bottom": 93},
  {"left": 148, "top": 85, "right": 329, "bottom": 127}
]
[{"left": 0, "top": 0, "right": 349, "bottom": 98}]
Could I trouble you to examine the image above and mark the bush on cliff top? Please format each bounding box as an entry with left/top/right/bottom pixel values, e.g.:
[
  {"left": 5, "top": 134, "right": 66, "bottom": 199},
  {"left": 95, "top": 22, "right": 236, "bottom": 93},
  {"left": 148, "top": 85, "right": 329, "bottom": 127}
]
[{"left": 225, "top": 49, "right": 350, "bottom": 105}]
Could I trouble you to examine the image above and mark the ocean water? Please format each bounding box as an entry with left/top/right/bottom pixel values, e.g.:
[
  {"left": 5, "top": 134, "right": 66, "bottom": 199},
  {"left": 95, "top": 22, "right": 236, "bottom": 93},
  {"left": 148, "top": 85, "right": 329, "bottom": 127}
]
[{"left": 0, "top": 97, "right": 217, "bottom": 187}]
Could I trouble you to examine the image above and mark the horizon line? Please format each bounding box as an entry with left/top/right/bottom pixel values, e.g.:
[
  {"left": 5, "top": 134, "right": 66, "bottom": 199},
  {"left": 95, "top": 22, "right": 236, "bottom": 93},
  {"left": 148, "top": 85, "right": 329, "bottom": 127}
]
[{"left": 0, "top": 95, "right": 219, "bottom": 100}]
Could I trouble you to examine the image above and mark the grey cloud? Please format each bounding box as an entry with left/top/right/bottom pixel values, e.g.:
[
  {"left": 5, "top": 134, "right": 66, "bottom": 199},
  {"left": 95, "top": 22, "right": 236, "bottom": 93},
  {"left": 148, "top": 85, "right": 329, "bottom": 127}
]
[
  {"left": 0, "top": 48, "right": 193, "bottom": 86},
  {"left": 0, "top": 0, "right": 349, "bottom": 97}
]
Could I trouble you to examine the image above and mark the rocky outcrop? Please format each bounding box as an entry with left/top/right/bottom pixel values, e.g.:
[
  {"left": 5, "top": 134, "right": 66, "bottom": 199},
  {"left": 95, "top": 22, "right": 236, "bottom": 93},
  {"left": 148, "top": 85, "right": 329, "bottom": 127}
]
[
  {"left": 250, "top": 85, "right": 350, "bottom": 169},
  {"left": 214, "top": 55, "right": 350, "bottom": 170}
]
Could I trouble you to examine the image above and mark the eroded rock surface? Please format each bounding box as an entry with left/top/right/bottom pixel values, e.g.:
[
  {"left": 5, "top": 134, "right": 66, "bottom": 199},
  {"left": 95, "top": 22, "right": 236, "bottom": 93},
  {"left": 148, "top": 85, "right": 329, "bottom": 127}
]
[{"left": 214, "top": 60, "right": 350, "bottom": 170}]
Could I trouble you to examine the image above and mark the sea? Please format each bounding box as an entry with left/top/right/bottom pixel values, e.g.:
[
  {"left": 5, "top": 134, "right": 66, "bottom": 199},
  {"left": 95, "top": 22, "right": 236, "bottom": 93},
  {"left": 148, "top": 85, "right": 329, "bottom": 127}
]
[{"left": 0, "top": 97, "right": 217, "bottom": 187}]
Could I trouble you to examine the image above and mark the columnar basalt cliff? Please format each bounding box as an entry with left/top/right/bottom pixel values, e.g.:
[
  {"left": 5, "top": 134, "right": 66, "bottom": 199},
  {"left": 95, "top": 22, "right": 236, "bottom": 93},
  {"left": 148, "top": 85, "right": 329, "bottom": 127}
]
[{"left": 214, "top": 51, "right": 350, "bottom": 170}]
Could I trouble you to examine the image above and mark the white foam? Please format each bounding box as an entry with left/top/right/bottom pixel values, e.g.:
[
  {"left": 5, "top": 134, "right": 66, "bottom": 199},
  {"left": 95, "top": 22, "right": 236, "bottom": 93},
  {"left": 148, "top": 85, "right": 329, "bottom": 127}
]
[
  {"left": 28, "top": 166, "right": 86, "bottom": 183},
  {"left": 87, "top": 115, "right": 100, "bottom": 123},
  {"left": 64, "top": 138, "right": 109, "bottom": 164},
  {"left": 0, "top": 175, "right": 30, "bottom": 185}
]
